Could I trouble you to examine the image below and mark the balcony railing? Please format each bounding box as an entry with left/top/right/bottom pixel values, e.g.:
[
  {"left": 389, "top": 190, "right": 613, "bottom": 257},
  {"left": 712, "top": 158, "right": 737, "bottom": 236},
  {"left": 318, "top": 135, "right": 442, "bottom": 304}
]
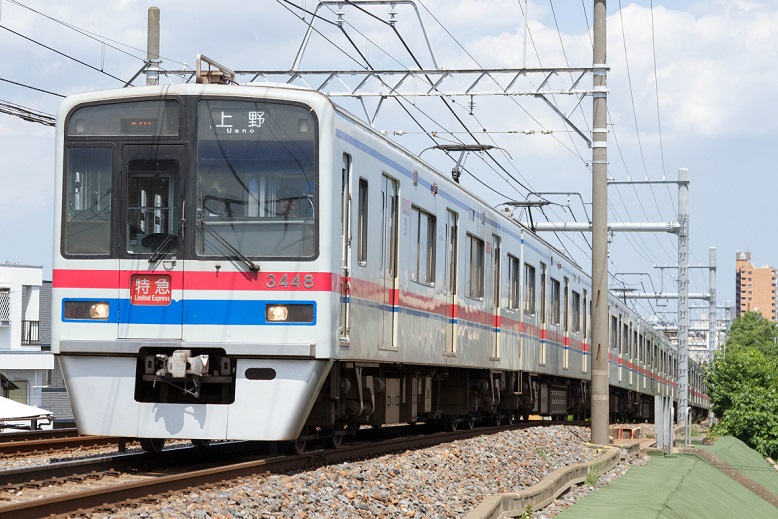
[{"left": 21, "top": 320, "right": 39, "bottom": 345}]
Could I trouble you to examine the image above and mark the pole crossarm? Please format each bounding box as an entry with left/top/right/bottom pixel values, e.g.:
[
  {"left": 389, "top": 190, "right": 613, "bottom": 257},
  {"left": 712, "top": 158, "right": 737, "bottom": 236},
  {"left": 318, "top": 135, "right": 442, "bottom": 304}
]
[
  {"left": 531, "top": 221, "right": 680, "bottom": 233},
  {"left": 162, "top": 67, "right": 596, "bottom": 98},
  {"left": 609, "top": 290, "right": 711, "bottom": 300}
]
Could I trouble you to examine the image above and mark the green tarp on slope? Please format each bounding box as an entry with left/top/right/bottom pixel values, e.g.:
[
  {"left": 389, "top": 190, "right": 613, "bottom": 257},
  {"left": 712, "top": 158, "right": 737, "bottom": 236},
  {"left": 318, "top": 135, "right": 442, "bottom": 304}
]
[{"left": 556, "top": 440, "right": 778, "bottom": 519}]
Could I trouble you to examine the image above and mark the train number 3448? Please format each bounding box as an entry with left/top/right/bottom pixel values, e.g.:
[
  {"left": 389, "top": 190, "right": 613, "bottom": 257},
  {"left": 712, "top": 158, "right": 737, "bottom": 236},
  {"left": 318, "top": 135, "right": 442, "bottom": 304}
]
[{"left": 265, "top": 273, "right": 315, "bottom": 289}]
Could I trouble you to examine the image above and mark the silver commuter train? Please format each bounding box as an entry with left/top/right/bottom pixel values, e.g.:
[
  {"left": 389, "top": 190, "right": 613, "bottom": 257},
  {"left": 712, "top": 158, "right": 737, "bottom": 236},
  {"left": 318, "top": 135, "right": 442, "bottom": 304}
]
[{"left": 52, "top": 82, "right": 708, "bottom": 452}]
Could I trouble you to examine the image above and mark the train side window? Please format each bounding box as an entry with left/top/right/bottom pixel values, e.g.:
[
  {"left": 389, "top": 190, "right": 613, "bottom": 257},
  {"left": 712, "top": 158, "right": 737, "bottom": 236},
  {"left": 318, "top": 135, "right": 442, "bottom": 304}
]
[
  {"left": 357, "top": 178, "right": 368, "bottom": 266},
  {"left": 507, "top": 255, "right": 520, "bottom": 310},
  {"left": 539, "top": 263, "right": 547, "bottom": 324},
  {"left": 549, "top": 278, "right": 560, "bottom": 326},
  {"left": 465, "top": 233, "right": 484, "bottom": 300},
  {"left": 410, "top": 206, "right": 436, "bottom": 285},
  {"left": 583, "top": 290, "right": 588, "bottom": 338},
  {"left": 523, "top": 264, "right": 536, "bottom": 316}
]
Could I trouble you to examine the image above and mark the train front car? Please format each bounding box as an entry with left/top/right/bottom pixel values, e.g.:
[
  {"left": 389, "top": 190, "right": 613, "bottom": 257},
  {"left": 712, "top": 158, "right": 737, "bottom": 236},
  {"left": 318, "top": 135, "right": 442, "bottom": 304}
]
[{"left": 52, "top": 84, "right": 339, "bottom": 450}]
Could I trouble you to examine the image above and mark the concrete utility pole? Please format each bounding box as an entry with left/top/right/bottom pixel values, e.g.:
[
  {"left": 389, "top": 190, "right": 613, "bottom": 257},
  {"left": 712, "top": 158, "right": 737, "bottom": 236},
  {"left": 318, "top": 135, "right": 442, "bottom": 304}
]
[
  {"left": 590, "top": 0, "right": 609, "bottom": 447},
  {"left": 146, "top": 7, "right": 160, "bottom": 86},
  {"left": 677, "top": 168, "right": 690, "bottom": 446},
  {"left": 709, "top": 248, "right": 717, "bottom": 356}
]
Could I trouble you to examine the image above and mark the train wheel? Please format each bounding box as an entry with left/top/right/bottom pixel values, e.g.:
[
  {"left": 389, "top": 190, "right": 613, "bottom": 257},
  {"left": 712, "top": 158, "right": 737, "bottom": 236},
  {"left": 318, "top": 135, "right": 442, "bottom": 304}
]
[
  {"left": 326, "top": 424, "right": 347, "bottom": 449},
  {"left": 140, "top": 438, "right": 166, "bottom": 454},
  {"left": 466, "top": 415, "right": 476, "bottom": 430},
  {"left": 191, "top": 439, "right": 211, "bottom": 448},
  {"left": 287, "top": 437, "right": 306, "bottom": 455},
  {"left": 447, "top": 418, "right": 459, "bottom": 432}
]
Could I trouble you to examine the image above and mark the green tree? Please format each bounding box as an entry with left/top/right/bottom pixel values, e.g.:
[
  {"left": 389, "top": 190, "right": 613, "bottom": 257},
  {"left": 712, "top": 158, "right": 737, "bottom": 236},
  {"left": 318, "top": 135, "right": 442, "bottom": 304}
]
[{"left": 705, "top": 311, "right": 778, "bottom": 458}]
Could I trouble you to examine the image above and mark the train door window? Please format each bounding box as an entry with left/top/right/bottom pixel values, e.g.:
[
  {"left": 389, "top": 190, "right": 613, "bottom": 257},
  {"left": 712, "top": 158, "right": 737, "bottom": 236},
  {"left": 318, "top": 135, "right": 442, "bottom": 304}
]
[
  {"left": 610, "top": 316, "right": 618, "bottom": 353},
  {"left": 491, "top": 234, "right": 501, "bottom": 359},
  {"left": 539, "top": 263, "right": 547, "bottom": 324},
  {"left": 523, "top": 264, "right": 536, "bottom": 316},
  {"left": 126, "top": 168, "right": 178, "bottom": 254},
  {"left": 63, "top": 147, "right": 113, "bottom": 256},
  {"left": 637, "top": 333, "right": 643, "bottom": 365},
  {"left": 340, "top": 155, "right": 352, "bottom": 342},
  {"left": 563, "top": 277, "right": 569, "bottom": 332},
  {"left": 357, "top": 178, "right": 368, "bottom": 266},
  {"left": 445, "top": 210, "right": 458, "bottom": 355},
  {"left": 571, "top": 290, "right": 581, "bottom": 333},
  {"left": 549, "top": 278, "right": 560, "bottom": 326},
  {"left": 507, "top": 255, "right": 520, "bottom": 310},
  {"left": 562, "top": 278, "right": 570, "bottom": 370},
  {"left": 341, "top": 155, "right": 351, "bottom": 266},
  {"left": 121, "top": 145, "right": 183, "bottom": 256},
  {"left": 465, "top": 234, "right": 484, "bottom": 300},
  {"left": 445, "top": 210, "right": 458, "bottom": 295},
  {"left": 380, "top": 175, "right": 399, "bottom": 351},
  {"left": 381, "top": 175, "right": 398, "bottom": 277},
  {"left": 619, "top": 322, "right": 629, "bottom": 357},
  {"left": 582, "top": 291, "right": 589, "bottom": 374},
  {"left": 411, "top": 206, "right": 436, "bottom": 285},
  {"left": 492, "top": 235, "right": 501, "bottom": 308}
]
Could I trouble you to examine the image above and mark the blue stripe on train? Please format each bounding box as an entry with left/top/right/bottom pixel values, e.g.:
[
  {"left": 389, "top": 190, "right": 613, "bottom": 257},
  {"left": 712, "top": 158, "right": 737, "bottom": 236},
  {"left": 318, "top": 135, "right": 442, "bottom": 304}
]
[{"left": 61, "top": 298, "right": 317, "bottom": 326}]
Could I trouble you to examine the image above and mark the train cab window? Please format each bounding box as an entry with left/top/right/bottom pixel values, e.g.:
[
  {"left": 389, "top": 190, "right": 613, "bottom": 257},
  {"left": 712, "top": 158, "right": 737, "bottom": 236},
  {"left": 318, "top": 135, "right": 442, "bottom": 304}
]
[
  {"left": 524, "top": 264, "right": 536, "bottom": 316},
  {"left": 195, "top": 99, "right": 317, "bottom": 260},
  {"left": 549, "top": 278, "right": 561, "bottom": 326},
  {"left": 63, "top": 147, "right": 113, "bottom": 256},
  {"left": 465, "top": 234, "right": 484, "bottom": 299},
  {"left": 411, "top": 206, "right": 436, "bottom": 285},
  {"left": 507, "top": 255, "right": 520, "bottom": 310}
]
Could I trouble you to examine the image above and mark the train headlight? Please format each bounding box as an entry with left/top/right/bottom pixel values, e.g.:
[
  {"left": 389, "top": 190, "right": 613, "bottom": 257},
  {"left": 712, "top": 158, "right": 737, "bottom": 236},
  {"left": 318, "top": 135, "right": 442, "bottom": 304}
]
[
  {"left": 266, "top": 305, "right": 289, "bottom": 321},
  {"left": 64, "top": 300, "right": 110, "bottom": 320},
  {"left": 265, "top": 303, "right": 314, "bottom": 323},
  {"left": 90, "top": 302, "right": 110, "bottom": 319}
]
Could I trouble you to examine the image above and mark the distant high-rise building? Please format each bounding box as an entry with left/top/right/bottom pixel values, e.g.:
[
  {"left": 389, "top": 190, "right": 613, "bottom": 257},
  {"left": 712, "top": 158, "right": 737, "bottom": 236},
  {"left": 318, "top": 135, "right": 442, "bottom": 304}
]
[{"left": 735, "top": 251, "right": 778, "bottom": 322}]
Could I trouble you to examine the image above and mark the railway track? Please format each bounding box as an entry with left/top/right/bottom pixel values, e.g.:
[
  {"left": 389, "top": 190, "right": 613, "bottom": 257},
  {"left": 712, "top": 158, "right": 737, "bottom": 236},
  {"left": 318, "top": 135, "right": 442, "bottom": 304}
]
[
  {"left": 0, "top": 432, "right": 125, "bottom": 457},
  {"left": 0, "top": 421, "right": 578, "bottom": 518}
]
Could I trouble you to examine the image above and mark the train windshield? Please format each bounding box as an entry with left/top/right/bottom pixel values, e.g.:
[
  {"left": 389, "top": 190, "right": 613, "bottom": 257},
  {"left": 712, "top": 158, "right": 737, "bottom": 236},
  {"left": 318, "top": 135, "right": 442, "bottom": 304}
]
[{"left": 195, "top": 99, "right": 318, "bottom": 260}]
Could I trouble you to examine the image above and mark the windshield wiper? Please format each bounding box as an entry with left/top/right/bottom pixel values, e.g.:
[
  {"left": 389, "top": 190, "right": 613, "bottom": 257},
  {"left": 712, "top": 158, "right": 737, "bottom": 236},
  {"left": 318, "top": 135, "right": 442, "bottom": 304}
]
[
  {"left": 197, "top": 219, "right": 259, "bottom": 271},
  {"left": 148, "top": 203, "right": 185, "bottom": 265}
]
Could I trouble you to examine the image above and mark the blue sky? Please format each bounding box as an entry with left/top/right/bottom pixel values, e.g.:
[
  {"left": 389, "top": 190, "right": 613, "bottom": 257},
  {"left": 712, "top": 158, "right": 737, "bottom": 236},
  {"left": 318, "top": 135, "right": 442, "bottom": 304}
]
[{"left": 1, "top": 0, "right": 776, "bottom": 327}]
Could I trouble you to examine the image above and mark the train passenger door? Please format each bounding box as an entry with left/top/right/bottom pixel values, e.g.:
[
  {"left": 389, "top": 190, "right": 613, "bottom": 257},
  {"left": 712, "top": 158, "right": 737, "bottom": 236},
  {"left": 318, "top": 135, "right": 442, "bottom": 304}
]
[
  {"left": 379, "top": 175, "right": 398, "bottom": 350},
  {"left": 444, "top": 210, "right": 458, "bottom": 354},
  {"left": 339, "top": 154, "right": 352, "bottom": 345},
  {"left": 118, "top": 145, "right": 185, "bottom": 340},
  {"left": 491, "top": 234, "right": 501, "bottom": 359}
]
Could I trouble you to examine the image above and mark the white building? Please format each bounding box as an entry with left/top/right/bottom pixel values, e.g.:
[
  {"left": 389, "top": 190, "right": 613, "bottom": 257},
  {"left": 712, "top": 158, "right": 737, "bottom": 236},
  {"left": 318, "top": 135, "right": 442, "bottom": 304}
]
[{"left": 0, "top": 264, "right": 54, "bottom": 408}]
